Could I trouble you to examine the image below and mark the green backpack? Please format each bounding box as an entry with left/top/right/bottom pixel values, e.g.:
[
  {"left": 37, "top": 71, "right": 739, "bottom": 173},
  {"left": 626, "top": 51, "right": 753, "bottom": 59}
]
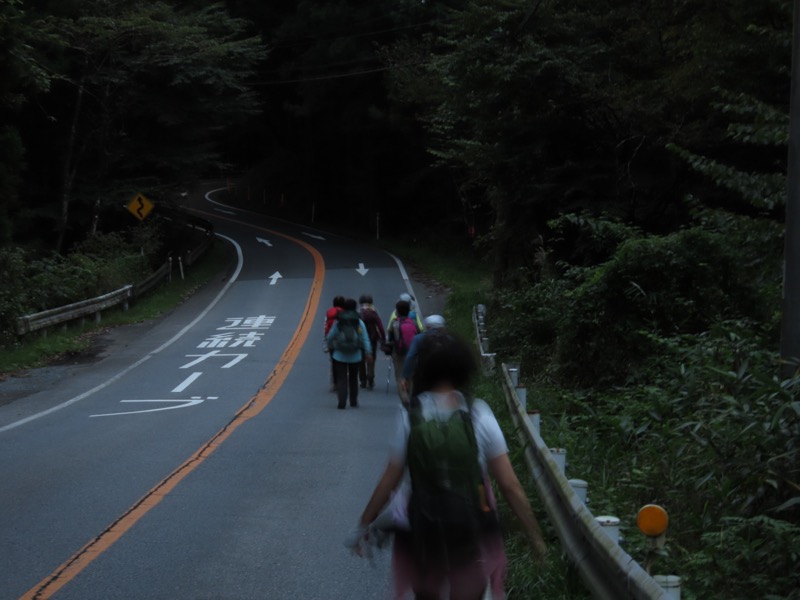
[
  {"left": 331, "top": 310, "right": 363, "bottom": 353},
  {"left": 405, "top": 396, "right": 499, "bottom": 568}
]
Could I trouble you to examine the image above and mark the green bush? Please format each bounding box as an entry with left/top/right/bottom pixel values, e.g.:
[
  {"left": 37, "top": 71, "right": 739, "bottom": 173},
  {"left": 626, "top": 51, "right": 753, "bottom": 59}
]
[
  {"left": 543, "top": 322, "right": 799, "bottom": 599},
  {"left": 491, "top": 210, "right": 782, "bottom": 388},
  {"left": 686, "top": 516, "right": 800, "bottom": 600},
  {"left": 0, "top": 230, "right": 158, "bottom": 345}
]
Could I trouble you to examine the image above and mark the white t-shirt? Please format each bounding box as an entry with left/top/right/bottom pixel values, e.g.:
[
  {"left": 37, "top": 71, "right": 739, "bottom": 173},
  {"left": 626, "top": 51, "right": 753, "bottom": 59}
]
[{"left": 387, "top": 391, "right": 509, "bottom": 473}]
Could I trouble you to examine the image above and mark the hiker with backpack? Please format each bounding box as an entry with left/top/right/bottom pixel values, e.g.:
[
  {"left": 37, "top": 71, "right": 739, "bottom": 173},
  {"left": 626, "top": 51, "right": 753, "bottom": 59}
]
[
  {"left": 346, "top": 332, "right": 548, "bottom": 599},
  {"left": 358, "top": 294, "right": 386, "bottom": 390},
  {"left": 399, "top": 314, "right": 446, "bottom": 400},
  {"left": 326, "top": 298, "right": 372, "bottom": 409},
  {"left": 324, "top": 295, "right": 346, "bottom": 392},
  {"left": 387, "top": 292, "right": 424, "bottom": 333},
  {"left": 385, "top": 300, "right": 420, "bottom": 405}
]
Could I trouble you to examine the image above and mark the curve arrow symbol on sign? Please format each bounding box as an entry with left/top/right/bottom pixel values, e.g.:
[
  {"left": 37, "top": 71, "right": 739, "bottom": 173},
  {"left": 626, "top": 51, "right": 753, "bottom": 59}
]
[
  {"left": 269, "top": 271, "right": 283, "bottom": 285},
  {"left": 256, "top": 237, "right": 273, "bottom": 247},
  {"left": 356, "top": 263, "right": 369, "bottom": 276}
]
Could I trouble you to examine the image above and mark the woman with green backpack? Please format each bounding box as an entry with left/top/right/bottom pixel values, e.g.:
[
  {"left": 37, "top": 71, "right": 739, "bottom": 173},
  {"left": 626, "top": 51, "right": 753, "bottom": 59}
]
[{"left": 346, "top": 332, "right": 548, "bottom": 599}]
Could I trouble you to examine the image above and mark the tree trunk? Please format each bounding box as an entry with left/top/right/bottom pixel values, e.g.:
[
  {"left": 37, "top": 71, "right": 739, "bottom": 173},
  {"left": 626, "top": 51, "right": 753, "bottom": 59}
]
[{"left": 55, "top": 59, "right": 87, "bottom": 254}]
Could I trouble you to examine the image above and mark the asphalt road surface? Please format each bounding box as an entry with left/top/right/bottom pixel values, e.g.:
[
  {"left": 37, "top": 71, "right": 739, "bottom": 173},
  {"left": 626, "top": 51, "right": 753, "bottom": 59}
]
[{"left": 0, "top": 185, "right": 444, "bottom": 599}]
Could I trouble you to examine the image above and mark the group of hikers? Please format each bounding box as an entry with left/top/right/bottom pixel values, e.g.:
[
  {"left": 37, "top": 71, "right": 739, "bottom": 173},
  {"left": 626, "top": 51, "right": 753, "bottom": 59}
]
[
  {"left": 324, "top": 292, "right": 430, "bottom": 410},
  {"left": 324, "top": 292, "right": 549, "bottom": 599}
]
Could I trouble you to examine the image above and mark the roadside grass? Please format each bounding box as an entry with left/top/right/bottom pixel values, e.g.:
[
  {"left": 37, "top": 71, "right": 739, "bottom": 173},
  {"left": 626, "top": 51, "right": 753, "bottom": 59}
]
[
  {"left": 382, "top": 237, "right": 587, "bottom": 599},
  {"left": 378, "top": 237, "right": 489, "bottom": 335},
  {"left": 0, "top": 240, "right": 232, "bottom": 377}
]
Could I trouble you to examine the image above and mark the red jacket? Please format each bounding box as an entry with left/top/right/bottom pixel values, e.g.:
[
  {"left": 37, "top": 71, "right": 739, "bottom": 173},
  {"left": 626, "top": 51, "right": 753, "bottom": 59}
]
[{"left": 324, "top": 306, "right": 343, "bottom": 336}]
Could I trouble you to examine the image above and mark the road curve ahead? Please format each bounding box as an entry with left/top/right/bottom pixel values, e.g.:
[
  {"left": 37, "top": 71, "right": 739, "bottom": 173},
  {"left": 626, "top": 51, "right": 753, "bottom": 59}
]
[{"left": 0, "top": 185, "right": 417, "bottom": 599}]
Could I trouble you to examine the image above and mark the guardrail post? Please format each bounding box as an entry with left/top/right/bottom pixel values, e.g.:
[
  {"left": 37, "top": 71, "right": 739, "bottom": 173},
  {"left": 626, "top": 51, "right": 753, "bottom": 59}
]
[
  {"left": 653, "top": 576, "right": 681, "bottom": 600},
  {"left": 168, "top": 256, "right": 173, "bottom": 283},
  {"left": 569, "top": 478, "right": 588, "bottom": 504},
  {"left": 526, "top": 409, "right": 540, "bottom": 436},
  {"left": 178, "top": 256, "right": 185, "bottom": 280},
  {"left": 595, "top": 515, "right": 621, "bottom": 544},
  {"left": 507, "top": 363, "right": 520, "bottom": 386},
  {"left": 515, "top": 385, "right": 527, "bottom": 411},
  {"left": 550, "top": 447, "right": 566, "bottom": 475}
]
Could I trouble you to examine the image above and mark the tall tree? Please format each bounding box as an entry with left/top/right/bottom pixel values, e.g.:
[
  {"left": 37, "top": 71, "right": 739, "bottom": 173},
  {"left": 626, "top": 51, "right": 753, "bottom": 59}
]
[
  {"left": 383, "top": 0, "right": 790, "bottom": 279},
  {"left": 0, "top": 0, "right": 51, "bottom": 244},
  {"left": 231, "top": 0, "right": 444, "bottom": 234},
  {"left": 16, "top": 0, "right": 267, "bottom": 251}
]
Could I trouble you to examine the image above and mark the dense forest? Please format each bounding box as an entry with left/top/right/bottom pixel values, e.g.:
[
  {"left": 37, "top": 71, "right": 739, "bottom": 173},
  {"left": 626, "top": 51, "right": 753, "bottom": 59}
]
[{"left": 1, "top": 1, "right": 798, "bottom": 597}]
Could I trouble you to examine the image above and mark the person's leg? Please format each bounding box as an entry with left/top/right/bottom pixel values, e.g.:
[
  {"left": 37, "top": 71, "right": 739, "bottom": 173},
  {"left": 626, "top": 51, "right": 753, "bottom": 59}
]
[
  {"left": 347, "top": 361, "right": 359, "bottom": 406},
  {"left": 358, "top": 357, "right": 367, "bottom": 387},
  {"left": 366, "top": 345, "right": 376, "bottom": 389},
  {"left": 392, "top": 354, "right": 409, "bottom": 404},
  {"left": 334, "top": 360, "right": 347, "bottom": 408}
]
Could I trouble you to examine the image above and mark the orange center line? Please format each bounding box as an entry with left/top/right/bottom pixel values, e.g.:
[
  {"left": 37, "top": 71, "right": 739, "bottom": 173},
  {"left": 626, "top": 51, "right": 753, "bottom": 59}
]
[{"left": 22, "top": 224, "right": 325, "bottom": 599}]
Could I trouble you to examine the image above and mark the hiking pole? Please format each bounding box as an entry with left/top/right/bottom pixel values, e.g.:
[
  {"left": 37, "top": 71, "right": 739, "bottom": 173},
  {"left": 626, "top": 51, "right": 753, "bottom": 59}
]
[{"left": 386, "top": 359, "right": 392, "bottom": 395}]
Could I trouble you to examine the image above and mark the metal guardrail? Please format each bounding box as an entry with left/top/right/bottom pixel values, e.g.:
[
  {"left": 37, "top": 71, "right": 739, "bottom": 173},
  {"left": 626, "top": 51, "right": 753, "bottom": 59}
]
[
  {"left": 498, "top": 364, "right": 669, "bottom": 600},
  {"left": 15, "top": 226, "right": 215, "bottom": 338},
  {"left": 184, "top": 235, "right": 212, "bottom": 267},
  {"left": 15, "top": 286, "right": 133, "bottom": 336},
  {"left": 132, "top": 258, "right": 172, "bottom": 298},
  {"left": 473, "top": 305, "right": 496, "bottom": 375},
  {"left": 474, "top": 303, "right": 672, "bottom": 599}
]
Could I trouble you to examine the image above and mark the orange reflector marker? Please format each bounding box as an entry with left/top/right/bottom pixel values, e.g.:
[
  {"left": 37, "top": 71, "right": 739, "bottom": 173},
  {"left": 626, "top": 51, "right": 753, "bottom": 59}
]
[{"left": 637, "top": 504, "right": 669, "bottom": 537}]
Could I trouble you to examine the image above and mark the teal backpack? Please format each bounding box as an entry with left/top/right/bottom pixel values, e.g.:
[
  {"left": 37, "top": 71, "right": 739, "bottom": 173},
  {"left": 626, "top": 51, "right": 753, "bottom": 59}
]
[
  {"left": 331, "top": 310, "right": 363, "bottom": 354},
  {"left": 405, "top": 395, "right": 499, "bottom": 568}
]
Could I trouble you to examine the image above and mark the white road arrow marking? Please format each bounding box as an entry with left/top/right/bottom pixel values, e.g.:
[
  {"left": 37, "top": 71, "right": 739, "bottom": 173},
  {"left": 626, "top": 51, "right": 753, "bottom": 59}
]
[
  {"left": 269, "top": 271, "right": 283, "bottom": 286},
  {"left": 302, "top": 232, "right": 326, "bottom": 241},
  {"left": 90, "top": 398, "right": 205, "bottom": 418},
  {"left": 256, "top": 237, "right": 273, "bottom": 247},
  {"left": 356, "top": 263, "right": 369, "bottom": 276},
  {"left": 172, "top": 372, "right": 202, "bottom": 393}
]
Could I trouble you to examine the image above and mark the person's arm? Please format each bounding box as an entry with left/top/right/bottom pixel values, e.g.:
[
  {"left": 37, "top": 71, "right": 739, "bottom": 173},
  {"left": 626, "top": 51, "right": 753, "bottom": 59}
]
[
  {"left": 359, "top": 320, "right": 372, "bottom": 359},
  {"left": 386, "top": 312, "right": 397, "bottom": 339},
  {"left": 358, "top": 460, "right": 405, "bottom": 527},
  {"left": 401, "top": 335, "right": 420, "bottom": 380},
  {"left": 488, "top": 453, "right": 548, "bottom": 562},
  {"left": 326, "top": 322, "right": 337, "bottom": 345},
  {"left": 376, "top": 315, "right": 387, "bottom": 343}
]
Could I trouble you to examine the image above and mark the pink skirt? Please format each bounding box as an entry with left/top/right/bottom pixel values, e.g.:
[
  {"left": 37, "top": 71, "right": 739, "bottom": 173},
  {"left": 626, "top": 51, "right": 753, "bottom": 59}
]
[{"left": 390, "top": 529, "right": 508, "bottom": 600}]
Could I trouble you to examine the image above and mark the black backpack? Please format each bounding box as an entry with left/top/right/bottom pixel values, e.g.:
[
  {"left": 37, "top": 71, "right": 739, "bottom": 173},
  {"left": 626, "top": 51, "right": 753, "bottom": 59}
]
[{"left": 405, "top": 395, "right": 499, "bottom": 568}]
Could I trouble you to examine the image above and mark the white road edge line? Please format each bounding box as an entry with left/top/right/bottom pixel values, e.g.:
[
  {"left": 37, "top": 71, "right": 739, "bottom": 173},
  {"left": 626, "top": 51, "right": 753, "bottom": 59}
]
[
  {"left": 386, "top": 251, "right": 425, "bottom": 321},
  {"left": 0, "top": 234, "right": 244, "bottom": 433}
]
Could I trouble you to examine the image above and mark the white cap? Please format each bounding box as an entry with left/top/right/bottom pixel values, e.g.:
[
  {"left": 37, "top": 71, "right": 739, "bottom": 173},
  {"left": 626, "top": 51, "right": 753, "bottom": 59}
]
[
  {"left": 423, "top": 315, "right": 445, "bottom": 329},
  {"left": 399, "top": 293, "right": 415, "bottom": 309}
]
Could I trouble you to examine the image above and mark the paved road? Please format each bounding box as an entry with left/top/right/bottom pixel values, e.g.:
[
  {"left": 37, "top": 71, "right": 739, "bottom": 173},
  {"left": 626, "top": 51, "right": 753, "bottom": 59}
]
[{"left": 0, "top": 186, "right": 439, "bottom": 599}]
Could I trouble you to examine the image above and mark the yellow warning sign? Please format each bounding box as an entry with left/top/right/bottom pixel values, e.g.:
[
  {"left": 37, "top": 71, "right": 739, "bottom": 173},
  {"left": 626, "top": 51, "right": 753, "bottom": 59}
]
[{"left": 127, "top": 193, "right": 154, "bottom": 221}]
